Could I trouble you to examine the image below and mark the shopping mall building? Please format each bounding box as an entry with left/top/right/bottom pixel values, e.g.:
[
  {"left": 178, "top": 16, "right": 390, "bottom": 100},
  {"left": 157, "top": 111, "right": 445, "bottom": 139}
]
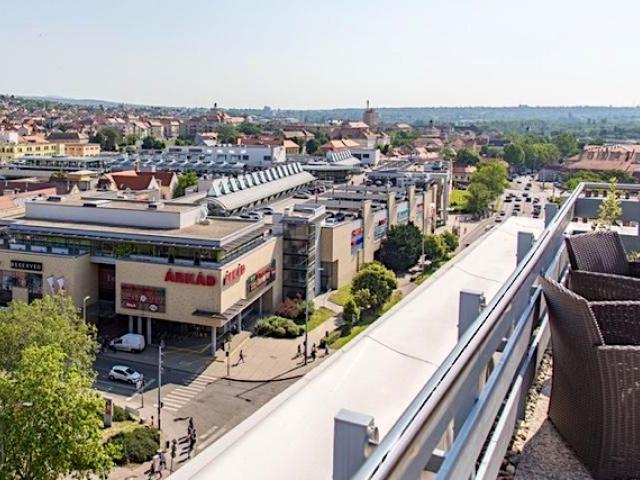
[{"left": 0, "top": 181, "right": 440, "bottom": 353}]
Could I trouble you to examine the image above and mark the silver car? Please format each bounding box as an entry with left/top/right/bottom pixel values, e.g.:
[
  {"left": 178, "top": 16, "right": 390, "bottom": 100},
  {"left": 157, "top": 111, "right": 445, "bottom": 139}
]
[{"left": 108, "top": 365, "right": 143, "bottom": 385}]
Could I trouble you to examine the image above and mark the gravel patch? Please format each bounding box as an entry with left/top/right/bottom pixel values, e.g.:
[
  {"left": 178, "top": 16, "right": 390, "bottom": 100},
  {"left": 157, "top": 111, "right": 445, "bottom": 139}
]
[{"left": 497, "top": 353, "right": 593, "bottom": 480}]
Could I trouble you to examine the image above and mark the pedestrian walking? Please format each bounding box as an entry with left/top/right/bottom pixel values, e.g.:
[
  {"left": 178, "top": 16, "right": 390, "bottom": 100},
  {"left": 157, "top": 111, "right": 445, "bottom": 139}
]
[
  {"left": 238, "top": 350, "right": 245, "bottom": 363},
  {"left": 159, "top": 450, "right": 167, "bottom": 471},
  {"left": 311, "top": 349, "right": 316, "bottom": 361},
  {"left": 324, "top": 343, "right": 329, "bottom": 356},
  {"left": 296, "top": 344, "right": 301, "bottom": 357},
  {"left": 188, "top": 416, "right": 194, "bottom": 430}
]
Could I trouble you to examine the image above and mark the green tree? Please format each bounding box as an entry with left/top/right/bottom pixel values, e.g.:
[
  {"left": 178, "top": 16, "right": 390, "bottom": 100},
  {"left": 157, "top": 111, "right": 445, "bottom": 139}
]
[
  {"left": 342, "top": 298, "right": 361, "bottom": 325},
  {"left": 596, "top": 178, "right": 622, "bottom": 230},
  {"left": 90, "top": 127, "right": 121, "bottom": 151},
  {"left": 442, "top": 147, "right": 456, "bottom": 161},
  {"left": 0, "top": 345, "right": 113, "bottom": 479},
  {"left": 390, "top": 129, "right": 419, "bottom": 148},
  {"left": 503, "top": 143, "right": 525, "bottom": 169},
  {"left": 564, "top": 170, "right": 602, "bottom": 191},
  {"left": 216, "top": 124, "right": 240, "bottom": 143},
  {"left": 174, "top": 171, "right": 198, "bottom": 197},
  {"left": 351, "top": 262, "right": 397, "bottom": 314},
  {"left": 471, "top": 161, "right": 509, "bottom": 198},
  {"left": 123, "top": 134, "right": 139, "bottom": 146},
  {"left": 0, "top": 295, "right": 97, "bottom": 373},
  {"left": 440, "top": 230, "right": 459, "bottom": 252},
  {"left": 379, "top": 223, "right": 423, "bottom": 272},
  {"left": 238, "top": 122, "right": 261, "bottom": 135},
  {"left": 455, "top": 147, "right": 481, "bottom": 166},
  {"left": 174, "top": 137, "right": 194, "bottom": 146},
  {"left": 466, "top": 182, "right": 492, "bottom": 215},
  {"left": 423, "top": 234, "right": 448, "bottom": 261},
  {"left": 305, "top": 139, "right": 320, "bottom": 154},
  {"left": 141, "top": 136, "right": 165, "bottom": 150},
  {"left": 552, "top": 132, "right": 579, "bottom": 158}
]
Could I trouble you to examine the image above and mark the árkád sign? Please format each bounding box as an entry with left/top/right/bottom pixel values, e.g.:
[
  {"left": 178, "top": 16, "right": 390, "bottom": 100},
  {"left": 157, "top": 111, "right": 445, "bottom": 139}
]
[
  {"left": 164, "top": 269, "right": 216, "bottom": 286},
  {"left": 223, "top": 264, "right": 246, "bottom": 286}
]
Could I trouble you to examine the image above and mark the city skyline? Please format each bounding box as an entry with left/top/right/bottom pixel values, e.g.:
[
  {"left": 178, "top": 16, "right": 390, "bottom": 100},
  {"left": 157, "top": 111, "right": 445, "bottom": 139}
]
[{"left": 2, "top": 0, "right": 640, "bottom": 109}]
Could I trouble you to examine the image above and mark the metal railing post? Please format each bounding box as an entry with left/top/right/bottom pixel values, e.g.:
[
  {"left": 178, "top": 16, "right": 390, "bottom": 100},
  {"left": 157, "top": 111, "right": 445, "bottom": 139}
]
[
  {"left": 454, "top": 290, "right": 486, "bottom": 438},
  {"left": 544, "top": 203, "right": 559, "bottom": 228},
  {"left": 516, "top": 231, "right": 535, "bottom": 265},
  {"left": 333, "top": 409, "right": 379, "bottom": 480}
]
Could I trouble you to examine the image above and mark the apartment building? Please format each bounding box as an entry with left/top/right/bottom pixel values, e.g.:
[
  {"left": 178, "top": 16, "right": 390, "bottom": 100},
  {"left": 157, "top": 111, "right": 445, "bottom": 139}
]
[{"left": 0, "top": 142, "right": 65, "bottom": 162}]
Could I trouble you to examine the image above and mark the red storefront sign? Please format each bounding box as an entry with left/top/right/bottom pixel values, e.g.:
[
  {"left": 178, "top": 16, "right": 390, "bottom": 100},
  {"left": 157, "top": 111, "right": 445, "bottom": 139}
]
[
  {"left": 164, "top": 269, "right": 216, "bottom": 286},
  {"left": 246, "top": 260, "right": 276, "bottom": 295},
  {"left": 223, "top": 264, "right": 246, "bottom": 286}
]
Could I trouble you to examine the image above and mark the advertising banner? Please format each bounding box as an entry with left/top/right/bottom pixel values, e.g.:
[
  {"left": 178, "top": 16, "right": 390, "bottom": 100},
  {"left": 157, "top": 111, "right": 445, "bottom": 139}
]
[{"left": 121, "top": 284, "right": 166, "bottom": 313}]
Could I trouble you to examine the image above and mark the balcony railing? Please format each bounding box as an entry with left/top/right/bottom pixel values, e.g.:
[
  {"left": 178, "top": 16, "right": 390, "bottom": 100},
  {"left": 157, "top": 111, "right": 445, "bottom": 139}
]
[{"left": 332, "top": 182, "right": 640, "bottom": 480}]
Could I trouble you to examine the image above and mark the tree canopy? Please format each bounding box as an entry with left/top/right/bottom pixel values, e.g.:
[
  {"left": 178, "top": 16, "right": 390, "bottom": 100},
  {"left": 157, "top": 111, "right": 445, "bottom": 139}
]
[
  {"left": 141, "top": 136, "right": 165, "bottom": 150},
  {"left": 379, "top": 223, "right": 423, "bottom": 272},
  {"left": 0, "top": 345, "right": 113, "bottom": 480},
  {"left": 216, "top": 124, "right": 240, "bottom": 143},
  {"left": 0, "top": 295, "right": 97, "bottom": 373},
  {"left": 0, "top": 296, "right": 111, "bottom": 479},
  {"left": 502, "top": 143, "right": 525, "bottom": 169},
  {"left": 596, "top": 179, "right": 622, "bottom": 230},
  {"left": 471, "top": 161, "right": 509, "bottom": 198},
  {"left": 90, "top": 127, "right": 121, "bottom": 151},
  {"left": 455, "top": 147, "right": 481, "bottom": 166},
  {"left": 238, "top": 122, "right": 261, "bottom": 135},
  {"left": 423, "top": 234, "right": 448, "bottom": 262},
  {"left": 351, "top": 262, "right": 397, "bottom": 314},
  {"left": 174, "top": 171, "right": 198, "bottom": 197}
]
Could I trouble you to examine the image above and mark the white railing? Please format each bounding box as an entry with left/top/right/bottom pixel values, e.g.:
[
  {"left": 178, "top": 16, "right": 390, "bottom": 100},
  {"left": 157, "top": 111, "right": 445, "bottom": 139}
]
[{"left": 337, "top": 182, "right": 639, "bottom": 480}]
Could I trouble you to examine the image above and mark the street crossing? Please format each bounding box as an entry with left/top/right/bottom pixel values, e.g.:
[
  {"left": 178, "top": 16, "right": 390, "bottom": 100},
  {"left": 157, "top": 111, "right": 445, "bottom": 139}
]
[{"left": 161, "top": 373, "right": 217, "bottom": 412}]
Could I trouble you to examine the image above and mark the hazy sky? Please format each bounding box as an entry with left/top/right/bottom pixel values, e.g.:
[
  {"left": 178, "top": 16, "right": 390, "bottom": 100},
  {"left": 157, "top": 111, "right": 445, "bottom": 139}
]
[{"left": 2, "top": 0, "right": 639, "bottom": 109}]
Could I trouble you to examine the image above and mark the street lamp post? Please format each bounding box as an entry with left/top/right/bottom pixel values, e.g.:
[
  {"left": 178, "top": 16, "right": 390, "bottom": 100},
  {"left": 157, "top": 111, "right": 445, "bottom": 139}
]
[
  {"left": 304, "top": 294, "right": 309, "bottom": 365},
  {"left": 82, "top": 296, "right": 91, "bottom": 323}
]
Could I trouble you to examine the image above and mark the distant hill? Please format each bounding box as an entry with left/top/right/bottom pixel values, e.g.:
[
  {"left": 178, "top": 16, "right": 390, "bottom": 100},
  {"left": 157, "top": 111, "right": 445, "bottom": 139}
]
[{"left": 26, "top": 95, "right": 125, "bottom": 108}]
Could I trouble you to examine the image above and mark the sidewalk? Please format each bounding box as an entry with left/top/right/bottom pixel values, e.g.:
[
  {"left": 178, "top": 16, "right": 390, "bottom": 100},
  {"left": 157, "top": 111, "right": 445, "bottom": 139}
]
[
  {"left": 108, "top": 401, "right": 193, "bottom": 479},
  {"left": 101, "top": 301, "right": 342, "bottom": 383}
]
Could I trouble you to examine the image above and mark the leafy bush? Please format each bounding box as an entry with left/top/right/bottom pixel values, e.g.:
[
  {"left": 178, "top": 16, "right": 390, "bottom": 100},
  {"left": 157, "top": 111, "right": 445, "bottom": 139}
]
[
  {"left": 440, "top": 231, "right": 459, "bottom": 252},
  {"left": 255, "top": 316, "right": 304, "bottom": 338},
  {"left": 342, "top": 298, "right": 361, "bottom": 325},
  {"left": 112, "top": 405, "right": 131, "bottom": 423},
  {"left": 107, "top": 426, "right": 159, "bottom": 465},
  {"left": 275, "top": 298, "right": 315, "bottom": 321},
  {"left": 351, "top": 262, "right": 397, "bottom": 314}
]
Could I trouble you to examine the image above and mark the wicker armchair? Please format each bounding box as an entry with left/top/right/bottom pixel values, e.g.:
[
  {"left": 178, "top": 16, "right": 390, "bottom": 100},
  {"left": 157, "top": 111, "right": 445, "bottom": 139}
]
[
  {"left": 540, "top": 276, "right": 640, "bottom": 479},
  {"left": 565, "top": 231, "right": 640, "bottom": 301}
]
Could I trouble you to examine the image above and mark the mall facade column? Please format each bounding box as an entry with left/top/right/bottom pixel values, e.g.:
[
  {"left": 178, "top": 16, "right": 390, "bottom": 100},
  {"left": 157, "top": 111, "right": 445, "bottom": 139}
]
[
  {"left": 128, "top": 315, "right": 134, "bottom": 333},
  {"left": 211, "top": 326, "right": 217, "bottom": 356},
  {"left": 137, "top": 316, "right": 142, "bottom": 335},
  {"left": 146, "top": 317, "right": 152, "bottom": 344},
  {"left": 237, "top": 310, "right": 242, "bottom": 332}
]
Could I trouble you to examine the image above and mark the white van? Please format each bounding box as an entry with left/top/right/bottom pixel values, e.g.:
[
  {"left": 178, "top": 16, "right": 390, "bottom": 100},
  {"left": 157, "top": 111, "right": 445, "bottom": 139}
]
[{"left": 109, "top": 333, "right": 146, "bottom": 353}]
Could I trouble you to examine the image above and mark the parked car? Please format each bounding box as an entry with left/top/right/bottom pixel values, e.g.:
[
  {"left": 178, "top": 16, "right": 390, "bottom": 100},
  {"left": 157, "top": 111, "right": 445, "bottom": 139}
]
[
  {"left": 109, "top": 333, "right": 146, "bottom": 353},
  {"left": 260, "top": 207, "right": 275, "bottom": 215},
  {"left": 109, "top": 365, "right": 143, "bottom": 385},
  {"left": 525, "top": 197, "right": 532, "bottom": 203},
  {"left": 239, "top": 211, "right": 263, "bottom": 220},
  {"left": 293, "top": 191, "right": 311, "bottom": 199}
]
